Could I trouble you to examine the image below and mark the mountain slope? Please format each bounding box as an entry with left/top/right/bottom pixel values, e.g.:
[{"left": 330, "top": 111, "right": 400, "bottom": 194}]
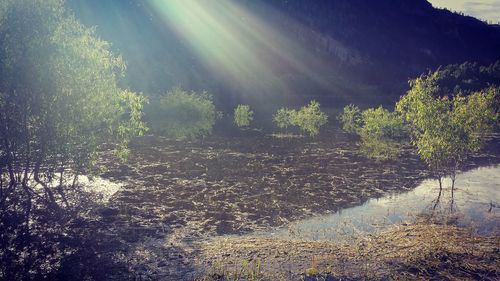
[
  {"left": 265, "top": 0, "right": 500, "bottom": 82},
  {"left": 67, "top": 0, "right": 500, "bottom": 109}
]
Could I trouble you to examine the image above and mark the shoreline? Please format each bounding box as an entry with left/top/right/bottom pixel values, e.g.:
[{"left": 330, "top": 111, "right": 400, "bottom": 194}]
[{"left": 194, "top": 221, "right": 500, "bottom": 280}]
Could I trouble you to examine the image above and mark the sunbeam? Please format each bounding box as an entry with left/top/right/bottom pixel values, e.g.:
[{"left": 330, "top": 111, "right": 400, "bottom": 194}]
[{"left": 146, "top": 0, "right": 351, "bottom": 105}]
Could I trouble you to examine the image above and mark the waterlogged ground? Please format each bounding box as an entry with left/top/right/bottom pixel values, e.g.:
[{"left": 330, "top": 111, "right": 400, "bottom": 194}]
[
  {"left": 265, "top": 165, "right": 500, "bottom": 241},
  {"left": 93, "top": 130, "right": 500, "bottom": 280}
]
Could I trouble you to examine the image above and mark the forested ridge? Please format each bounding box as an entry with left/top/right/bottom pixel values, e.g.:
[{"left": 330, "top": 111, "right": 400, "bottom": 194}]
[{"left": 68, "top": 0, "right": 500, "bottom": 108}]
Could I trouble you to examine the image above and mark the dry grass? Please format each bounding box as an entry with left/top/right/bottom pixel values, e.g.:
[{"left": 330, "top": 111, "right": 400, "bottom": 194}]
[{"left": 196, "top": 223, "right": 500, "bottom": 280}]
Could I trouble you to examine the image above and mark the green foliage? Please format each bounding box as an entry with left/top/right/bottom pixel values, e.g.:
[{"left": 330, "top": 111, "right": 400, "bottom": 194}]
[
  {"left": 273, "top": 107, "right": 295, "bottom": 130},
  {"left": 396, "top": 73, "right": 498, "bottom": 179},
  {"left": 0, "top": 0, "right": 147, "bottom": 279},
  {"left": 338, "top": 104, "right": 363, "bottom": 134},
  {"left": 293, "top": 100, "right": 328, "bottom": 137},
  {"left": 147, "top": 88, "right": 220, "bottom": 139},
  {"left": 234, "top": 104, "right": 254, "bottom": 128},
  {"left": 358, "top": 107, "right": 406, "bottom": 160},
  {"left": 0, "top": 0, "right": 146, "bottom": 175},
  {"left": 273, "top": 101, "right": 328, "bottom": 137}
]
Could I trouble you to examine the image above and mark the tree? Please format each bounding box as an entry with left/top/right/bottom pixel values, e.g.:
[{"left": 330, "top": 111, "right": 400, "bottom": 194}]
[
  {"left": 146, "top": 88, "right": 220, "bottom": 139},
  {"left": 273, "top": 101, "right": 328, "bottom": 137},
  {"left": 357, "top": 106, "right": 406, "bottom": 160},
  {"left": 0, "top": 0, "right": 146, "bottom": 278},
  {"left": 396, "top": 73, "right": 498, "bottom": 189},
  {"left": 338, "top": 104, "right": 363, "bottom": 134},
  {"left": 293, "top": 100, "right": 328, "bottom": 137},
  {"left": 234, "top": 104, "right": 254, "bottom": 128},
  {"left": 273, "top": 107, "right": 295, "bottom": 131}
]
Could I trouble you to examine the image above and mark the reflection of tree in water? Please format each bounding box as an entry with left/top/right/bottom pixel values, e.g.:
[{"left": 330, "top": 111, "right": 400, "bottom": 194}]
[
  {"left": 432, "top": 185, "right": 443, "bottom": 211},
  {"left": 428, "top": 181, "right": 460, "bottom": 224}
]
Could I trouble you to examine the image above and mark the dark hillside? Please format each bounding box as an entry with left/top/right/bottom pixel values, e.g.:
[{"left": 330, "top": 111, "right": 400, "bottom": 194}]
[
  {"left": 67, "top": 0, "right": 500, "bottom": 109},
  {"left": 263, "top": 0, "right": 500, "bottom": 82}
]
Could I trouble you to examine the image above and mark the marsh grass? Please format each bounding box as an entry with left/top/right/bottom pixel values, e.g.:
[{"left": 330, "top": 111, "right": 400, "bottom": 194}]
[
  {"left": 197, "top": 259, "right": 264, "bottom": 281},
  {"left": 198, "top": 223, "right": 500, "bottom": 281}
]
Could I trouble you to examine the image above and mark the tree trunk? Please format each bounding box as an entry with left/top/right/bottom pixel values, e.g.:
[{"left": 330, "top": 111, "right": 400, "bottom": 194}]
[{"left": 33, "top": 162, "right": 57, "bottom": 208}]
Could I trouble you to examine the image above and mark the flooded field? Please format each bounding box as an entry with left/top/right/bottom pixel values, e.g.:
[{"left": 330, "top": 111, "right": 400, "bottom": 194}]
[
  {"left": 91, "top": 130, "right": 500, "bottom": 279},
  {"left": 266, "top": 165, "right": 500, "bottom": 241}
]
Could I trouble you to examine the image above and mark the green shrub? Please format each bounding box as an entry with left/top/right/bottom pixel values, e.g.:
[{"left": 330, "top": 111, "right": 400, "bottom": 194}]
[
  {"left": 234, "top": 104, "right": 254, "bottom": 127},
  {"left": 293, "top": 100, "right": 328, "bottom": 137},
  {"left": 0, "top": 0, "right": 147, "bottom": 278},
  {"left": 358, "top": 107, "right": 406, "bottom": 160},
  {"left": 273, "top": 107, "right": 296, "bottom": 130},
  {"left": 146, "top": 88, "right": 220, "bottom": 139},
  {"left": 396, "top": 73, "right": 498, "bottom": 184},
  {"left": 338, "top": 104, "right": 362, "bottom": 134},
  {"left": 273, "top": 101, "right": 328, "bottom": 137}
]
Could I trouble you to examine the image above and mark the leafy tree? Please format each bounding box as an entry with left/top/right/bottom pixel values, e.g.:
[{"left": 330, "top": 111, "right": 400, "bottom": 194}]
[
  {"left": 234, "top": 104, "right": 254, "bottom": 128},
  {"left": 338, "top": 104, "right": 363, "bottom": 134},
  {"left": 396, "top": 73, "right": 498, "bottom": 188},
  {"left": 293, "top": 100, "right": 328, "bottom": 137},
  {"left": 358, "top": 107, "right": 406, "bottom": 160},
  {"left": 273, "top": 107, "right": 296, "bottom": 131},
  {"left": 0, "top": 0, "right": 146, "bottom": 278},
  {"left": 146, "top": 88, "right": 220, "bottom": 139},
  {"left": 273, "top": 101, "right": 328, "bottom": 137}
]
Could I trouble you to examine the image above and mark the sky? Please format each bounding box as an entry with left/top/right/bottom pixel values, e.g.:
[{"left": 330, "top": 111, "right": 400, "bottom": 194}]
[{"left": 428, "top": 0, "right": 500, "bottom": 23}]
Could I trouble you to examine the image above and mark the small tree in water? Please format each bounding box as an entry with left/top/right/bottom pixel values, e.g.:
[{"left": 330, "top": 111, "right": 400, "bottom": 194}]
[
  {"left": 396, "top": 73, "right": 498, "bottom": 190},
  {"left": 338, "top": 104, "right": 363, "bottom": 134},
  {"left": 273, "top": 101, "right": 328, "bottom": 137},
  {"left": 357, "top": 106, "right": 406, "bottom": 160},
  {"left": 293, "top": 100, "right": 328, "bottom": 137},
  {"left": 146, "top": 88, "right": 220, "bottom": 139},
  {"left": 234, "top": 104, "right": 254, "bottom": 128},
  {"left": 339, "top": 104, "right": 406, "bottom": 161},
  {"left": 273, "top": 107, "right": 295, "bottom": 132}
]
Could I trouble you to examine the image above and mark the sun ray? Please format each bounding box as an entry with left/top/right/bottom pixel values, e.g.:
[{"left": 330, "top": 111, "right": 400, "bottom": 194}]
[{"left": 145, "top": 0, "right": 348, "bottom": 105}]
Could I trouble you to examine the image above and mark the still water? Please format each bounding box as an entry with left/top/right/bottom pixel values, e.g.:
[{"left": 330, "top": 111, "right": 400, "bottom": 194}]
[{"left": 268, "top": 165, "right": 500, "bottom": 241}]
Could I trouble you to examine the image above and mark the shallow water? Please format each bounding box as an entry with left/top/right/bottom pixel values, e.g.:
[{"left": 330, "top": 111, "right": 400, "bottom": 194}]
[
  {"left": 267, "top": 165, "right": 500, "bottom": 241},
  {"left": 79, "top": 175, "right": 124, "bottom": 202},
  {"left": 93, "top": 132, "right": 500, "bottom": 280},
  {"left": 97, "top": 132, "right": 500, "bottom": 244}
]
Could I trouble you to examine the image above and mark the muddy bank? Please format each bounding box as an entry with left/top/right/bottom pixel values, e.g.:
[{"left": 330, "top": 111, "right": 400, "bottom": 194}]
[{"left": 195, "top": 222, "right": 500, "bottom": 280}]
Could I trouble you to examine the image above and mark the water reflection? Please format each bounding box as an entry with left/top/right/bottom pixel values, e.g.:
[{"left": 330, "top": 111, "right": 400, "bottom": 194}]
[
  {"left": 78, "top": 175, "right": 124, "bottom": 202},
  {"left": 268, "top": 165, "right": 500, "bottom": 241}
]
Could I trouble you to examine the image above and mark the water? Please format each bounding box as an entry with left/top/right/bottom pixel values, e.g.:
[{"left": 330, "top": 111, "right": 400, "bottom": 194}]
[
  {"left": 267, "top": 165, "right": 500, "bottom": 241},
  {"left": 94, "top": 134, "right": 500, "bottom": 280},
  {"left": 79, "top": 175, "right": 124, "bottom": 202},
  {"left": 97, "top": 133, "right": 500, "bottom": 242}
]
